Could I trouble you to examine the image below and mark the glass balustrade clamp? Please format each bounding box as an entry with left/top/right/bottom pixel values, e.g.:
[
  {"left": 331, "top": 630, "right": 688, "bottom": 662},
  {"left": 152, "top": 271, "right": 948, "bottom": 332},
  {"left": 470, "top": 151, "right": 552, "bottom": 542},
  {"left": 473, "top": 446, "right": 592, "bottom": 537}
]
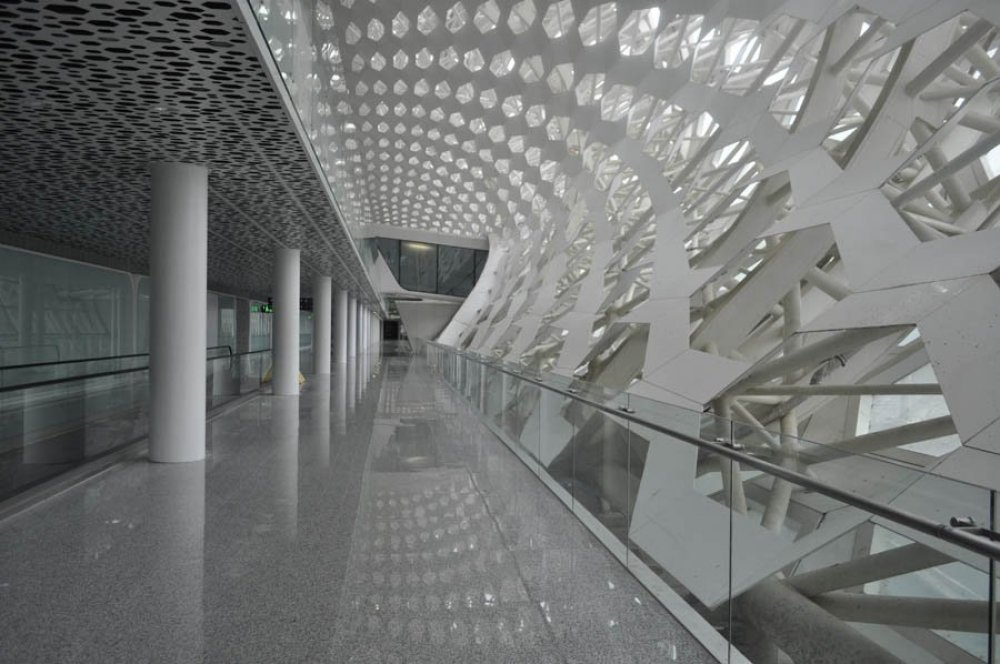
[{"left": 950, "top": 516, "right": 1000, "bottom": 542}]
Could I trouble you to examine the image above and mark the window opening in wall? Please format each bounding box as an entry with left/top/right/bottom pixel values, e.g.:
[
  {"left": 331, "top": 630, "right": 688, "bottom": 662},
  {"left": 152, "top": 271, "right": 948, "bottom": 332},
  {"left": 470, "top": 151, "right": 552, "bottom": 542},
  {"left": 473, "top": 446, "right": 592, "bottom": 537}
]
[{"left": 376, "top": 237, "right": 488, "bottom": 297}]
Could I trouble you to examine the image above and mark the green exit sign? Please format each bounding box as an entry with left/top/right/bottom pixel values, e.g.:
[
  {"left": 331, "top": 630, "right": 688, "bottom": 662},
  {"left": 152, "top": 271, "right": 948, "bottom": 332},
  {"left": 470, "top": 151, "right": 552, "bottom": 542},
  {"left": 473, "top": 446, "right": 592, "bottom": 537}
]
[{"left": 251, "top": 303, "right": 273, "bottom": 314}]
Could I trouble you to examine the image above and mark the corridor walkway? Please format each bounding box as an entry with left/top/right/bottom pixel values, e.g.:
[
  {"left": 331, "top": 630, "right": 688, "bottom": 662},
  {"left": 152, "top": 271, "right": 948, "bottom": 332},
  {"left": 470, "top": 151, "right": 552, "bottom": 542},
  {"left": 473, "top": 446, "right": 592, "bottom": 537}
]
[{"left": 0, "top": 349, "right": 713, "bottom": 663}]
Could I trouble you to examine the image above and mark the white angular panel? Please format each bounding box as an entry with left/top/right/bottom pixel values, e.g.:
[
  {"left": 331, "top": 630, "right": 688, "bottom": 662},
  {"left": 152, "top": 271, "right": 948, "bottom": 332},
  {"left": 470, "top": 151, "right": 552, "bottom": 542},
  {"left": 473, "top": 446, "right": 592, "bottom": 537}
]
[{"left": 253, "top": 5, "right": 1000, "bottom": 657}]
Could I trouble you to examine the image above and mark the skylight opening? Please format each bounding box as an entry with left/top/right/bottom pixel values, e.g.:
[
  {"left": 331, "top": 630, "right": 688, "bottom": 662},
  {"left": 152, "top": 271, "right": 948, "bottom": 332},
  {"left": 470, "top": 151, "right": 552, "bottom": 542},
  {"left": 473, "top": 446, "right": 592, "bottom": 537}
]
[{"left": 983, "top": 143, "right": 1000, "bottom": 178}]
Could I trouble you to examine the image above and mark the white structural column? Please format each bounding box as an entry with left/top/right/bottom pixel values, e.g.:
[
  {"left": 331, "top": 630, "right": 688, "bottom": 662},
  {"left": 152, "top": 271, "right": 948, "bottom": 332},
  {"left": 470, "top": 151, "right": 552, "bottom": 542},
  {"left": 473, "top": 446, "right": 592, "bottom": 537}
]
[
  {"left": 358, "top": 304, "right": 365, "bottom": 356},
  {"left": 362, "top": 303, "right": 368, "bottom": 355},
  {"left": 354, "top": 300, "right": 365, "bottom": 357},
  {"left": 149, "top": 162, "right": 208, "bottom": 463},
  {"left": 272, "top": 247, "right": 300, "bottom": 395},
  {"left": 313, "top": 275, "right": 332, "bottom": 375},
  {"left": 367, "top": 311, "right": 373, "bottom": 355},
  {"left": 356, "top": 304, "right": 363, "bottom": 357},
  {"left": 334, "top": 288, "right": 349, "bottom": 364},
  {"left": 346, "top": 293, "right": 357, "bottom": 358},
  {"left": 361, "top": 306, "right": 369, "bottom": 355},
  {"left": 363, "top": 307, "right": 372, "bottom": 355}
]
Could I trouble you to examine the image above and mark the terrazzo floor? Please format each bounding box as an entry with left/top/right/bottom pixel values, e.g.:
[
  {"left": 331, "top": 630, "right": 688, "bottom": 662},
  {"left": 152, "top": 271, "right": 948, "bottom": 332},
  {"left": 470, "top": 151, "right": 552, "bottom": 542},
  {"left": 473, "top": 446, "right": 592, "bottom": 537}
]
[{"left": 0, "top": 348, "right": 715, "bottom": 663}]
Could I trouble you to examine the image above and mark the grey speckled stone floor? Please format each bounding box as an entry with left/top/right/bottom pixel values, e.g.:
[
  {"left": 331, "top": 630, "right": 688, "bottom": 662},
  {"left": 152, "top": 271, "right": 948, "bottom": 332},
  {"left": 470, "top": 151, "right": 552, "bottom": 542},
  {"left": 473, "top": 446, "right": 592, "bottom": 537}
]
[{"left": 0, "top": 349, "right": 715, "bottom": 664}]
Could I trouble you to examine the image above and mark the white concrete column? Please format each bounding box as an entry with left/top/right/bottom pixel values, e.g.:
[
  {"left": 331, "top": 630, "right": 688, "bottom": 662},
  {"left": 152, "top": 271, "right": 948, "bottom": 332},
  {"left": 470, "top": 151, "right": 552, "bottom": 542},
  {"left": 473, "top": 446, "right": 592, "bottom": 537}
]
[
  {"left": 313, "top": 275, "right": 332, "bottom": 375},
  {"left": 360, "top": 303, "right": 368, "bottom": 355},
  {"left": 149, "top": 162, "right": 208, "bottom": 464},
  {"left": 333, "top": 365, "right": 347, "bottom": 435},
  {"left": 366, "top": 311, "right": 372, "bottom": 356},
  {"left": 367, "top": 310, "right": 372, "bottom": 353},
  {"left": 346, "top": 294, "right": 357, "bottom": 358},
  {"left": 365, "top": 306, "right": 371, "bottom": 354},
  {"left": 273, "top": 247, "right": 300, "bottom": 395},
  {"left": 334, "top": 288, "right": 348, "bottom": 364},
  {"left": 357, "top": 303, "right": 364, "bottom": 357},
  {"left": 361, "top": 306, "right": 369, "bottom": 355}
]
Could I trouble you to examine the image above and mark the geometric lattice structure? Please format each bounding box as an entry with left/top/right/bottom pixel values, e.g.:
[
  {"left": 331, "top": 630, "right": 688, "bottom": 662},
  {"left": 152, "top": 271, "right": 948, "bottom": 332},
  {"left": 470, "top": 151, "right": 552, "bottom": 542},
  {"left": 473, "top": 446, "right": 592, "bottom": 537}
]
[
  {"left": 259, "top": 0, "right": 1000, "bottom": 469},
  {"left": 256, "top": 2, "right": 1000, "bottom": 662},
  {"left": 2, "top": 0, "right": 998, "bottom": 661}
]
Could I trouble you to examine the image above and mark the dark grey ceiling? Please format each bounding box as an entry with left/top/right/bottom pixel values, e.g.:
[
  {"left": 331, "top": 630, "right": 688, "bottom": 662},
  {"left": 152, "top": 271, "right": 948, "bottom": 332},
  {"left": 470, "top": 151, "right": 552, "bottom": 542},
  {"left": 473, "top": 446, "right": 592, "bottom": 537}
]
[{"left": 0, "top": 0, "right": 379, "bottom": 304}]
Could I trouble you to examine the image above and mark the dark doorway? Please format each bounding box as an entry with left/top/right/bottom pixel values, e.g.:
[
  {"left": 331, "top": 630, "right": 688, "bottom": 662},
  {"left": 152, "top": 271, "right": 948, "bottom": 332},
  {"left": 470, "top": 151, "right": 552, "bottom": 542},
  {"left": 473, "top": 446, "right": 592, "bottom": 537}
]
[{"left": 383, "top": 320, "right": 401, "bottom": 340}]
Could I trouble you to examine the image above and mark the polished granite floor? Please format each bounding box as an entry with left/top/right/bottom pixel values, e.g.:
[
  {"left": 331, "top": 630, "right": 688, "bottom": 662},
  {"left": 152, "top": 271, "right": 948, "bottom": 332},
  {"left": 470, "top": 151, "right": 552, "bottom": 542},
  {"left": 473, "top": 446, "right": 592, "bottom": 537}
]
[{"left": 0, "top": 349, "right": 714, "bottom": 663}]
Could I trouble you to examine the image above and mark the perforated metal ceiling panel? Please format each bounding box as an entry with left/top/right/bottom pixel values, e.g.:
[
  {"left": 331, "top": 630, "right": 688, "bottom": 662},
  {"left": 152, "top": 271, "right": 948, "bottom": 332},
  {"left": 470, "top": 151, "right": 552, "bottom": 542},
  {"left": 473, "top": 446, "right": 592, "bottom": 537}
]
[{"left": 0, "top": 0, "right": 379, "bottom": 303}]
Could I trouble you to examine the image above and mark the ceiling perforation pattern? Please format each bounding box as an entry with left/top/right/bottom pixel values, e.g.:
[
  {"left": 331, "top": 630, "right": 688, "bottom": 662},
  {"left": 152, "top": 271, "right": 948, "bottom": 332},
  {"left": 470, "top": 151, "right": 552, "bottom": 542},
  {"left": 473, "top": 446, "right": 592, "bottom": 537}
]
[{"left": 0, "top": 0, "right": 380, "bottom": 302}]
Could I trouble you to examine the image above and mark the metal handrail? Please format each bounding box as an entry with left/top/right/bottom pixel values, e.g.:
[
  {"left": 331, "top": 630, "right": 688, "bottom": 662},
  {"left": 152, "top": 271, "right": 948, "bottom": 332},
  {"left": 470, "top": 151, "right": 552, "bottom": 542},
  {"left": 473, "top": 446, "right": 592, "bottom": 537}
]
[
  {"left": 0, "top": 348, "right": 270, "bottom": 394},
  {"left": 227, "top": 349, "right": 271, "bottom": 358},
  {"left": 0, "top": 366, "right": 151, "bottom": 394},
  {"left": 0, "top": 352, "right": 148, "bottom": 371},
  {"left": 0, "top": 345, "right": 234, "bottom": 372},
  {"left": 425, "top": 340, "right": 1000, "bottom": 562}
]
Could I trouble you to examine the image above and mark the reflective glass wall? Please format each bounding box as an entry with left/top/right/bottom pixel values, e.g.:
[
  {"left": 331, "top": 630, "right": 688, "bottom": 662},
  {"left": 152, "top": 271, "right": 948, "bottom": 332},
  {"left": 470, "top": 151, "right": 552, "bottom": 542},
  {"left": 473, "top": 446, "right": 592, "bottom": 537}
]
[
  {"left": 138, "top": 278, "right": 256, "bottom": 355},
  {"left": 0, "top": 244, "right": 283, "bottom": 364},
  {"left": 377, "top": 238, "right": 488, "bottom": 298},
  {"left": 299, "top": 310, "right": 313, "bottom": 370},
  {"left": 219, "top": 295, "right": 237, "bottom": 351},
  {"left": 0, "top": 246, "right": 133, "bottom": 365},
  {"left": 249, "top": 301, "right": 272, "bottom": 352},
  {"left": 399, "top": 241, "right": 437, "bottom": 293}
]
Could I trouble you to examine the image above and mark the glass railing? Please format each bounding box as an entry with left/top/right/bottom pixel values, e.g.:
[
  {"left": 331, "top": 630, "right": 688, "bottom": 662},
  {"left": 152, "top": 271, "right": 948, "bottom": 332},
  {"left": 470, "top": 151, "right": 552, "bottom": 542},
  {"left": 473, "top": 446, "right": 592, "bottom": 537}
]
[
  {"left": 419, "top": 339, "right": 1000, "bottom": 664},
  {"left": 0, "top": 348, "right": 271, "bottom": 502}
]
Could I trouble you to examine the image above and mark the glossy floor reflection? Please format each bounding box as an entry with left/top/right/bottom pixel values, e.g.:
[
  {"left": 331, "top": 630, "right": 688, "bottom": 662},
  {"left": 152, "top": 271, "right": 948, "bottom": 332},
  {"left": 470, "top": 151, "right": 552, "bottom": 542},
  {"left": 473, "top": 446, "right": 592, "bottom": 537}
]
[{"left": 0, "top": 349, "right": 713, "bottom": 663}]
